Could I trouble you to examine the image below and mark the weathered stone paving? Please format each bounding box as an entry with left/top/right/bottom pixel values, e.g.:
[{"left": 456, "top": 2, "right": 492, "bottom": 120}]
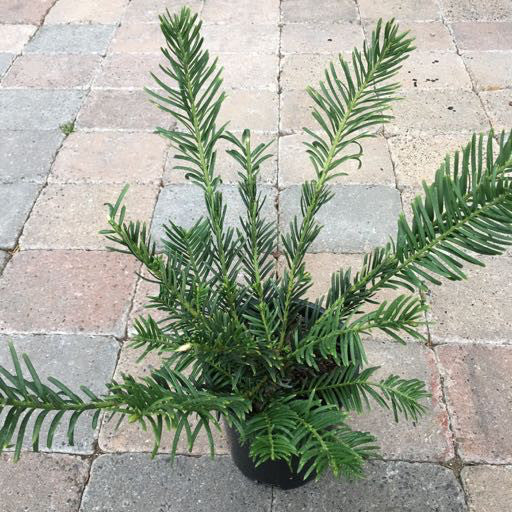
[{"left": 0, "top": 0, "right": 511, "bottom": 510}]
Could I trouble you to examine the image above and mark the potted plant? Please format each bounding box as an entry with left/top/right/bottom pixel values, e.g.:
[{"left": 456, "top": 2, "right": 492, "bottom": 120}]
[{"left": 1, "top": 7, "right": 512, "bottom": 490}]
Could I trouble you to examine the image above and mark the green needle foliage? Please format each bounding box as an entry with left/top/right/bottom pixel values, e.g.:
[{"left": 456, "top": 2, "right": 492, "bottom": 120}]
[{"left": 2, "top": 7, "right": 512, "bottom": 481}]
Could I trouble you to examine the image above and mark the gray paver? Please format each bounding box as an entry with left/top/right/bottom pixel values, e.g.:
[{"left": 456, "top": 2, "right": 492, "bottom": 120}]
[
  {"left": 151, "top": 184, "right": 277, "bottom": 251},
  {"left": 0, "top": 250, "right": 8, "bottom": 273},
  {"left": 80, "top": 454, "right": 272, "bottom": 512},
  {"left": 0, "top": 53, "right": 14, "bottom": 77},
  {"left": 279, "top": 185, "right": 401, "bottom": 252},
  {"left": 0, "top": 453, "right": 90, "bottom": 512},
  {"left": 0, "top": 90, "right": 84, "bottom": 130},
  {"left": 25, "top": 24, "right": 115, "bottom": 54},
  {"left": 0, "top": 130, "right": 64, "bottom": 183},
  {"left": 0, "top": 182, "right": 40, "bottom": 248},
  {"left": 0, "top": 334, "right": 118, "bottom": 453},
  {"left": 273, "top": 461, "right": 466, "bottom": 511}
]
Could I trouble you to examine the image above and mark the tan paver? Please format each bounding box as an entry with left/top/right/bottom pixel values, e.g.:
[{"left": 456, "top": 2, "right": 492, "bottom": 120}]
[
  {"left": 461, "top": 465, "right": 512, "bottom": 512},
  {"left": 127, "top": 269, "right": 167, "bottom": 334},
  {"left": 218, "top": 53, "right": 279, "bottom": 90},
  {"left": 386, "top": 90, "right": 490, "bottom": 135},
  {"left": 281, "top": 0, "right": 358, "bottom": 23},
  {"left": 380, "top": 21, "right": 456, "bottom": 51},
  {"left": 296, "top": 253, "right": 425, "bottom": 341},
  {"left": 349, "top": 340, "right": 454, "bottom": 462},
  {"left": 387, "top": 132, "right": 472, "bottom": 192},
  {"left": 93, "top": 53, "right": 165, "bottom": 89},
  {"left": 203, "top": 23, "right": 279, "bottom": 54},
  {"left": 280, "top": 53, "right": 350, "bottom": 91},
  {"left": 77, "top": 89, "right": 171, "bottom": 130},
  {"left": 124, "top": 0, "right": 203, "bottom": 23},
  {"left": 395, "top": 51, "right": 471, "bottom": 90},
  {"left": 0, "top": 250, "right": 138, "bottom": 335},
  {"left": 45, "top": 0, "right": 128, "bottom": 24},
  {"left": 480, "top": 90, "right": 512, "bottom": 132},
  {"left": 436, "top": 344, "right": 512, "bottom": 463},
  {"left": 111, "top": 23, "right": 163, "bottom": 54},
  {"left": 0, "top": 0, "right": 57, "bottom": 24},
  {"left": 279, "top": 133, "right": 395, "bottom": 187},
  {"left": 202, "top": 0, "right": 280, "bottom": 24},
  {"left": 429, "top": 256, "right": 512, "bottom": 344},
  {"left": 0, "top": 24, "right": 37, "bottom": 53},
  {"left": 462, "top": 51, "right": 512, "bottom": 90},
  {"left": 282, "top": 23, "right": 365, "bottom": 54},
  {"left": 280, "top": 89, "right": 314, "bottom": 132},
  {"left": 444, "top": 0, "right": 512, "bottom": 22},
  {"left": 165, "top": 132, "right": 277, "bottom": 185},
  {"left": 20, "top": 183, "right": 159, "bottom": 250},
  {"left": 50, "top": 131, "right": 167, "bottom": 184},
  {"left": 2, "top": 54, "right": 101, "bottom": 88},
  {"left": 451, "top": 21, "right": 512, "bottom": 50},
  {"left": 218, "top": 90, "right": 278, "bottom": 132},
  {"left": 358, "top": 0, "right": 441, "bottom": 21}
]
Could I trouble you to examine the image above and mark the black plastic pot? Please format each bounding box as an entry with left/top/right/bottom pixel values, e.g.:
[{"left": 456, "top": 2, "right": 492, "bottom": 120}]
[{"left": 224, "top": 422, "right": 315, "bottom": 489}]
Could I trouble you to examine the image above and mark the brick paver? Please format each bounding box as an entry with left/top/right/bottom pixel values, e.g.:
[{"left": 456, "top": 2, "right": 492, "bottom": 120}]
[
  {"left": 1, "top": 0, "right": 511, "bottom": 509},
  {"left": 77, "top": 89, "right": 170, "bottom": 130},
  {"left": 0, "top": 250, "right": 138, "bottom": 335},
  {"left": 50, "top": 131, "right": 167, "bottom": 184},
  {"left": 436, "top": 344, "right": 512, "bottom": 463},
  {"left": 2, "top": 54, "right": 102, "bottom": 88}
]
